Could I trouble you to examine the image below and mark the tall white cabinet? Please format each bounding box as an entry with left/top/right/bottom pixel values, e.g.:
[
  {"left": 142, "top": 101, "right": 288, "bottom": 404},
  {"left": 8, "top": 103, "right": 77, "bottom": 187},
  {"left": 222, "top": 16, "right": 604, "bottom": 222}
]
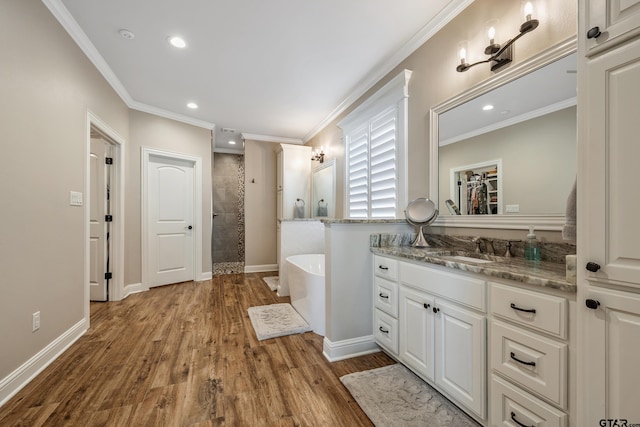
[{"left": 578, "top": 1, "right": 640, "bottom": 425}]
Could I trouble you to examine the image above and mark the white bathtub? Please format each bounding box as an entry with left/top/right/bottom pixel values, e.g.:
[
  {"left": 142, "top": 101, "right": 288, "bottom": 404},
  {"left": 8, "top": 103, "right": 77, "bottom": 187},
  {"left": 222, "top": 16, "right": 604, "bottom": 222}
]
[{"left": 286, "top": 254, "right": 325, "bottom": 336}]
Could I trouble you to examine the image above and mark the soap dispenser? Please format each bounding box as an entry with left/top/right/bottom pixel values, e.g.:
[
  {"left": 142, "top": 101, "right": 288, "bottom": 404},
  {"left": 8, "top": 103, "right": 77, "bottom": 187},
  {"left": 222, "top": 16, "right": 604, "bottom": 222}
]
[{"left": 524, "top": 225, "right": 541, "bottom": 261}]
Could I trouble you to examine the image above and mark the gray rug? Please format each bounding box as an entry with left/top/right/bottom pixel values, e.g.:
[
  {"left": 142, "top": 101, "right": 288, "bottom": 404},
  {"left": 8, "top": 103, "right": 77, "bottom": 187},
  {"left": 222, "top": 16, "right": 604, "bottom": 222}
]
[
  {"left": 340, "top": 364, "right": 480, "bottom": 427},
  {"left": 247, "top": 303, "right": 311, "bottom": 340},
  {"left": 262, "top": 276, "right": 279, "bottom": 291}
]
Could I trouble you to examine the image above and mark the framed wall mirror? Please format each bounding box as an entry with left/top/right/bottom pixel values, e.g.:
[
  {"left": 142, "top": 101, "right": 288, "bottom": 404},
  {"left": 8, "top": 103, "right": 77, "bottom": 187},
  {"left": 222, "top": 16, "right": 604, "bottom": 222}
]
[
  {"left": 429, "top": 38, "right": 577, "bottom": 230},
  {"left": 312, "top": 159, "right": 336, "bottom": 218}
]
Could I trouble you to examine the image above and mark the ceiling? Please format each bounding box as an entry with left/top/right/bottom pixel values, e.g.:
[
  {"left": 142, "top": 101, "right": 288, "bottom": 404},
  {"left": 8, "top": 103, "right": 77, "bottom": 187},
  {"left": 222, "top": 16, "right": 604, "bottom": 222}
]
[{"left": 45, "top": 0, "right": 470, "bottom": 151}]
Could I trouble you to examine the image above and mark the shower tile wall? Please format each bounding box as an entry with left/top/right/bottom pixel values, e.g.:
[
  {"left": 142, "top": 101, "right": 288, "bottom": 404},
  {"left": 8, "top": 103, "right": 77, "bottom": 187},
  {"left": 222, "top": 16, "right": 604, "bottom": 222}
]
[{"left": 213, "top": 153, "right": 245, "bottom": 273}]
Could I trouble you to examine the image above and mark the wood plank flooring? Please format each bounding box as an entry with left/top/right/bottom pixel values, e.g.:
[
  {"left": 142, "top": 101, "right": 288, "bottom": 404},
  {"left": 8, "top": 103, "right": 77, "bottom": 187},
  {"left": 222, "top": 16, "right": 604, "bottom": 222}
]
[{"left": 0, "top": 273, "right": 395, "bottom": 426}]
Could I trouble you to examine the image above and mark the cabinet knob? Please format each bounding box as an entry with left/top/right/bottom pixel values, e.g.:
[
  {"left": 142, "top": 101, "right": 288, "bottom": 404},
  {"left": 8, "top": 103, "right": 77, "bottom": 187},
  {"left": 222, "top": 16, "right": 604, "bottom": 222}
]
[
  {"left": 587, "top": 26, "right": 601, "bottom": 39},
  {"left": 585, "top": 299, "right": 601, "bottom": 310},
  {"left": 586, "top": 262, "right": 601, "bottom": 272},
  {"left": 432, "top": 307, "right": 440, "bottom": 313},
  {"left": 423, "top": 303, "right": 430, "bottom": 309}
]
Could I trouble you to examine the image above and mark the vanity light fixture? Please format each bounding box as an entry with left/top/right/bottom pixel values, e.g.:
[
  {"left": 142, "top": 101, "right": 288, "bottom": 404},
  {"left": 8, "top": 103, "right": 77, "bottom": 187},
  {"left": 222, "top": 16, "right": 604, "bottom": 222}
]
[
  {"left": 456, "top": 1, "right": 539, "bottom": 73},
  {"left": 311, "top": 147, "right": 325, "bottom": 163}
]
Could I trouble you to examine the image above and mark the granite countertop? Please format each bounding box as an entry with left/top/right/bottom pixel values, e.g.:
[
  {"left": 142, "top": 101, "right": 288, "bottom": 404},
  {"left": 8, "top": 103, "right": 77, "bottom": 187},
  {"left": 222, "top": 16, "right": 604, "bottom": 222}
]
[{"left": 371, "top": 246, "right": 576, "bottom": 293}]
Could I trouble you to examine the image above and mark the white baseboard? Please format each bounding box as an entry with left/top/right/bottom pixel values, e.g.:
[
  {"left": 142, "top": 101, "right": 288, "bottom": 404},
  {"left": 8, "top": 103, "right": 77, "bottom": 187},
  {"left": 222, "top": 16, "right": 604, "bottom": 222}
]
[
  {"left": 322, "top": 335, "right": 380, "bottom": 362},
  {"left": 0, "top": 318, "right": 88, "bottom": 407},
  {"left": 197, "top": 271, "right": 212, "bottom": 282},
  {"left": 122, "top": 282, "right": 147, "bottom": 299},
  {"left": 244, "top": 264, "right": 279, "bottom": 273}
]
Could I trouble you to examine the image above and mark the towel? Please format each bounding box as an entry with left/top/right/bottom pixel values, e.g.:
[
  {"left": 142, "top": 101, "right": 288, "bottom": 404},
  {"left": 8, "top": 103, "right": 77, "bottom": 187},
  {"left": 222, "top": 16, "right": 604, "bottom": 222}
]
[
  {"left": 317, "top": 199, "right": 328, "bottom": 217},
  {"left": 562, "top": 178, "right": 576, "bottom": 241},
  {"left": 294, "top": 199, "right": 305, "bottom": 219}
]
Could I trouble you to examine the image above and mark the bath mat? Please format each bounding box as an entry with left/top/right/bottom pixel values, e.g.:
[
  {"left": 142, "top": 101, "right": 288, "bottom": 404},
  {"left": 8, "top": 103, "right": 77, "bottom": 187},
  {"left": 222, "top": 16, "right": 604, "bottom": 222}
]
[
  {"left": 340, "top": 364, "right": 480, "bottom": 427},
  {"left": 262, "top": 276, "right": 279, "bottom": 291},
  {"left": 247, "top": 303, "right": 311, "bottom": 341}
]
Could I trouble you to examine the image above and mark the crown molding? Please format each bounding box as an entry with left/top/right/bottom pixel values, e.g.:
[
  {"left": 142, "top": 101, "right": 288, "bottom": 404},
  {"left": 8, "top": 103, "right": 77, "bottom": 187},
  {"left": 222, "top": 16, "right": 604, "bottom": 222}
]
[
  {"left": 241, "top": 133, "right": 303, "bottom": 144},
  {"left": 303, "top": 0, "right": 475, "bottom": 142},
  {"left": 128, "top": 100, "right": 215, "bottom": 130}
]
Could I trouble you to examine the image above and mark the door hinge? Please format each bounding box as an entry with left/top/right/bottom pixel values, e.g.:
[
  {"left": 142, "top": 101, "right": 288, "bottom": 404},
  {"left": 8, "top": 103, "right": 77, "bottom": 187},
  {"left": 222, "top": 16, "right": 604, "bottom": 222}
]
[
  {"left": 105, "top": 215, "right": 113, "bottom": 222},
  {"left": 105, "top": 272, "right": 112, "bottom": 280},
  {"left": 105, "top": 157, "right": 113, "bottom": 165}
]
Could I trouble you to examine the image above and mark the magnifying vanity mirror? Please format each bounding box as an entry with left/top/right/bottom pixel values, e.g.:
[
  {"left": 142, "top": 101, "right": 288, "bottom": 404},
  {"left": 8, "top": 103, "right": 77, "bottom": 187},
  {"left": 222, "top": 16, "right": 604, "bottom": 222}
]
[
  {"left": 429, "top": 40, "right": 577, "bottom": 230},
  {"left": 312, "top": 159, "right": 336, "bottom": 218}
]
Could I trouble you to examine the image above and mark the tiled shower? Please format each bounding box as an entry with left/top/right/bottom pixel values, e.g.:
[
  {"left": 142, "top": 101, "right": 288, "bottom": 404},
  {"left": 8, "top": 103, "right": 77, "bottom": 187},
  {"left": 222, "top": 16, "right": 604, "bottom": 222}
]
[{"left": 212, "top": 153, "right": 245, "bottom": 274}]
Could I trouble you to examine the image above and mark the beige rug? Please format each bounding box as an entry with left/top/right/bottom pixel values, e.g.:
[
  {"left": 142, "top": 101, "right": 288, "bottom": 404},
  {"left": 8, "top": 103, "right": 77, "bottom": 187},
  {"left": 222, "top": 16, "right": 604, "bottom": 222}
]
[
  {"left": 247, "top": 303, "right": 311, "bottom": 340},
  {"left": 262, "top": 276, "right": 279, "bottom": 291},
  {"left": 340, "top": 364, "right": 480, "bottom": 427}
]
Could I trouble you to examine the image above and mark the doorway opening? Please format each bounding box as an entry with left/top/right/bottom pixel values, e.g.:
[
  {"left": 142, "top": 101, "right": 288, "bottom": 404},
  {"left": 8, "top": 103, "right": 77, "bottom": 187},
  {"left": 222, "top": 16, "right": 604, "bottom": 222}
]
[{"left": 212, "top": 153, "right": 245, "bottom": 274}]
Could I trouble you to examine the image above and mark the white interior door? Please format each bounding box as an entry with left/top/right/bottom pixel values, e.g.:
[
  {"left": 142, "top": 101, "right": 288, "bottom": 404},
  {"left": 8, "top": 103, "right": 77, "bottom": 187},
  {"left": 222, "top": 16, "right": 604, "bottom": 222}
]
[
  {"left": 89, "top": 138, "right": 108, "bottom": 301},
  {"left": 147, "top": 154, "right": 195, "bottom": 287}
]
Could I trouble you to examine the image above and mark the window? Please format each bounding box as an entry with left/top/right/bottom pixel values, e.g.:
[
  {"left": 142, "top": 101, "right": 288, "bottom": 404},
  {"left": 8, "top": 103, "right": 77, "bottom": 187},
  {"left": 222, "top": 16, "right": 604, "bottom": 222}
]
[{"left": 339, "top": 70, "right": 411, "bottom": 219}]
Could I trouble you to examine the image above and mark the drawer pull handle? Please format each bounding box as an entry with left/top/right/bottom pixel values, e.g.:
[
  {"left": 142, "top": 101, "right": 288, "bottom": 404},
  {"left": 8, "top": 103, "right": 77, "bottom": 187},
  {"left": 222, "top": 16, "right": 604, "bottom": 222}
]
[
  {"left": 378, "top": 265, "right": 389, "bottom": 271},
  {"left": 433, "top": 307, "right": 440, "bottom": 313},
  {"left": 510, "top": 303, "right": 536, "bottom": 314},
  {"left": 423, "top": 303, "right": 431, "bottom": 309},
  {"left": 510, "top": 352, "right": 536, "bottom": 367},
  {"left": 379, "top": 293, "right": 389, "bottom": 299},
  {"left": 511, "top": 412, "right": 534, "bottom": 427},
  {"left": 379, "top": 326, "right": 389, "bottom": 334}
]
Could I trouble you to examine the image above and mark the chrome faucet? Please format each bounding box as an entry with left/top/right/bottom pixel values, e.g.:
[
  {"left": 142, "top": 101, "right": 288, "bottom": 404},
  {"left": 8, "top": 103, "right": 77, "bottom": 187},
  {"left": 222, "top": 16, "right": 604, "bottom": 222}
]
[{"left": 473, "top": 237, "right": 495, "bottom": 255}]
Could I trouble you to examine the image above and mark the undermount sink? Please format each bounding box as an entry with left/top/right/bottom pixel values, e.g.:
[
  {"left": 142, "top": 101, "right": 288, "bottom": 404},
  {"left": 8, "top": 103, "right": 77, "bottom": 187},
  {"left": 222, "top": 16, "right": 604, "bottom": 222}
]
[{"left": 442, "top": 255, "right": 494, "bottom": 264}]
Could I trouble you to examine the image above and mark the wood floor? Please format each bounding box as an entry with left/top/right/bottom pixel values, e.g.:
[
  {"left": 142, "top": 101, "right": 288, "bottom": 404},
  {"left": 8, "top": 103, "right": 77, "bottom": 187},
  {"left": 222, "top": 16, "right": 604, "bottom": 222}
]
[{"left": 0, "top": 273, "right": 395, "bottom": 426}]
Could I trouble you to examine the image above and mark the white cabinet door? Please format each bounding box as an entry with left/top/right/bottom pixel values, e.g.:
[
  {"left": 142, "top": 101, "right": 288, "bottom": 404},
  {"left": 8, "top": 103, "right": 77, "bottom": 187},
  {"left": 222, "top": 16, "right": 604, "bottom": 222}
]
[
  {"left": 585, "top": 0, "right": 640, "bottom": 54},
  {"left": 435, "top": 299, "right": 486, "bottom": 419},
  {"left": 583, "top": 38, "right": 640, "bottom": 289},
  {"left": 399, "top": 285, "right": 435, "bottom": 381},
  {"left": 582, "top": 287, "right": 640, "bottom": 425}
]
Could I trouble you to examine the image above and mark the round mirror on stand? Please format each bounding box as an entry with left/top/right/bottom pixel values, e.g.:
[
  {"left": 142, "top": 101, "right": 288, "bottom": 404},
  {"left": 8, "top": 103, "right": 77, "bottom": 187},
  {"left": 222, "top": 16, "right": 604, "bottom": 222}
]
[{"left": 405, "top": 198, "right": 438, "bottom": 247}]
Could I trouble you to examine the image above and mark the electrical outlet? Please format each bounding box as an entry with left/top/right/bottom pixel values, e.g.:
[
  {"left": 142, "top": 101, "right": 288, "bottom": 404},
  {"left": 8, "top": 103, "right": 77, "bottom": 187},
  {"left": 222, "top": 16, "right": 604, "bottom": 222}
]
[
  {"left": 32, "top": 311, "right": 40, "bottom": 332},
  {"left": 505, "top": 204, "right": 520, "bottom": 213}
]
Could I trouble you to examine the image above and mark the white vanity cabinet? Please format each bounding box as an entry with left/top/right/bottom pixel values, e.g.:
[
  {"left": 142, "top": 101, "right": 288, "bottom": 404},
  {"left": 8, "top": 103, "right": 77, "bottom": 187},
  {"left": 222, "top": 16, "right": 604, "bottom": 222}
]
[
  {"left": 373, "top": 255, "right": 399, "bottom": 355},
  {"left": 489, "top": 283, "right": 571, "bottom": 427},
  {"left": 578, "top": 2, "right": 640, "bottom": 425},
  {"left": 374, "top": 255, "right": 487, "bottom": 421}
]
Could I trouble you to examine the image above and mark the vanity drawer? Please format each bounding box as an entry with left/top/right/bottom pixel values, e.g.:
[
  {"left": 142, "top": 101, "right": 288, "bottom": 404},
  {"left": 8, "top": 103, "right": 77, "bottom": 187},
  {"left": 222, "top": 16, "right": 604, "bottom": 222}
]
[
  {"left": 491, "top": 375, "right": 567, "bottom": 427},
  {"left": 374, "top": 276, "right": 398, "bottom": 317},
  {"left": 400, "top": 262, "right": 486, "bottom": 312},
  {"left": 491, "top": 320, "right": 568, "bottom": 408},
  {"left": 374, "top": 255, "right": 398, "bottom": 280},
  {"left": 491, "top": 283, "right": 567, "bottom": 339},
  {"left": 374, "top": 309, "right": 398, "bottom": 355}
]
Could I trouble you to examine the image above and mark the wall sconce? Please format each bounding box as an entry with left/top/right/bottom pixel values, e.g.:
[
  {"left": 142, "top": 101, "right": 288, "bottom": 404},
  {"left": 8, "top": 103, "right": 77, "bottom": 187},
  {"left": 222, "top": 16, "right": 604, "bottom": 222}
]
[
  {"left": 456, "top": 1, "right": 539, "bottom": 73},
  {"left": 311, "top": 147, "right": 325, "bottom": 163}
]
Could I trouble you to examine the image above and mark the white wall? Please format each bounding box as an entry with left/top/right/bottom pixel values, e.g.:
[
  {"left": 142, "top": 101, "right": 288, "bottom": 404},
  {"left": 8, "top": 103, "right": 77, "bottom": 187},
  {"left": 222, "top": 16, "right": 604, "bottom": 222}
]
[{"left": 323, "top": 221, "right": 413, "bottom": 361}]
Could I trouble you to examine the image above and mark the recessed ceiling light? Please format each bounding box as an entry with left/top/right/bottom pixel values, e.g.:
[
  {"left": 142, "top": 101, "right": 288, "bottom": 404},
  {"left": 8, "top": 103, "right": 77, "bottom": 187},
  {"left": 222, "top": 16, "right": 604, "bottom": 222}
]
[
  {"left": 187, "top": 102, "right": 198, "bottom": 109},
  {"left": 482, "top": 104, "right": 494, "bottom": 111},
  {"left": 228, "top": 140, "right": 236, "bottom": 145},
  {"left": 168, "top": 36, "right": 186, "bottom": 48},
  {"left": 119, "top": 29, "right": 135, "bottom": 40}
]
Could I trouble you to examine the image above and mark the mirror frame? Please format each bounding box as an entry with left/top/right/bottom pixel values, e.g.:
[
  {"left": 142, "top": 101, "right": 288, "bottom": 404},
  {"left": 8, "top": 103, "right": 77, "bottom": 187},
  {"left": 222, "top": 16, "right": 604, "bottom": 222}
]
[{"left": 429, "top": 37, "right": 576, "bottom": 231}]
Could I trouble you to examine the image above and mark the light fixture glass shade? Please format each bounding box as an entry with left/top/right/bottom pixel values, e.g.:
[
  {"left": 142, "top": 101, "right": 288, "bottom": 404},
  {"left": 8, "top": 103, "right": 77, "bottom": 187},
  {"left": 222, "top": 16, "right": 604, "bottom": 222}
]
[{"left": 523, "top": 1, "right": 535, "bottom": 20}]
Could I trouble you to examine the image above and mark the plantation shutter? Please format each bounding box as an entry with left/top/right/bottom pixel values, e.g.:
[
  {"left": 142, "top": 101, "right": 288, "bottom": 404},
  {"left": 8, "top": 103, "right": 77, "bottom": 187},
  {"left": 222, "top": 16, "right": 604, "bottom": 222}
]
[
  {"left": 369, "top": 108, "right": 398, "bottom": 218},
  {"left": 347, "top": 126, "right": 369, "bottom": 218}
]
